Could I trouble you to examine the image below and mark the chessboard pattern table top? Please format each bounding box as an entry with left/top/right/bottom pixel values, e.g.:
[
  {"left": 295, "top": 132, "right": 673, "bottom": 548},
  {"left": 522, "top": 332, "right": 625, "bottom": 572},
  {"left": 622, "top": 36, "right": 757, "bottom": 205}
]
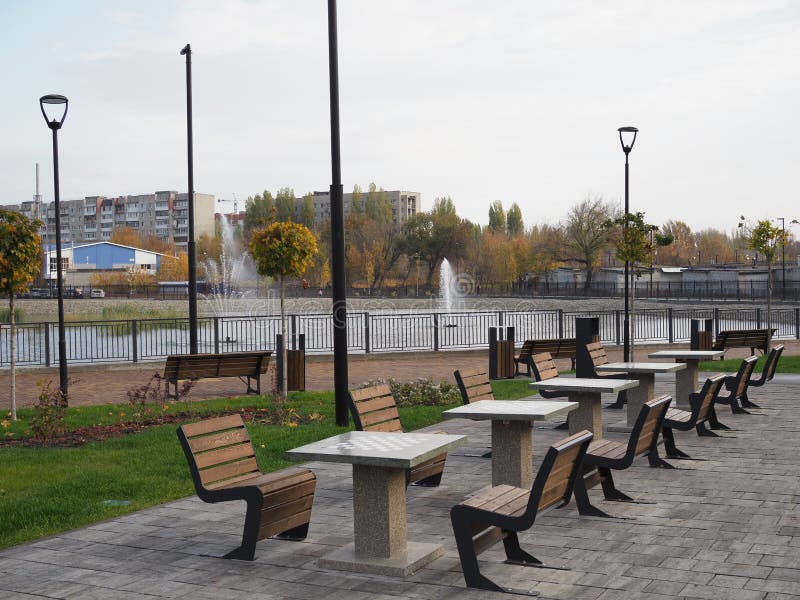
[
  {"left": 442, "top": 399, "right": 577, "bottom": 421},
  {"left": 528, "top": 377, "right": 639, "bottom": 393},
  {"left": 648, "top": 350, "right": 725, "bottom": 360},
  {"left": 596, "top": 361, "right": 687, "bottom": 374},
  {"left": 286, "top": 430, "right": 467, "bottom": 469}
]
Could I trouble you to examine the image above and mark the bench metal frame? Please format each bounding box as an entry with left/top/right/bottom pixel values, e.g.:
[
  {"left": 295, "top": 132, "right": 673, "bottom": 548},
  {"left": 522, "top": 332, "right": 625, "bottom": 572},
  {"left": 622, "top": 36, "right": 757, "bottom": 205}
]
[
  {"left": 661, "top": 374, "right": 726, "bottom": 459},
  {"left": 716, "top": 355, "right": 759, "bottom": 414},
  {"left": 743, "top": 344, "right": 783, "bottom": 407}
]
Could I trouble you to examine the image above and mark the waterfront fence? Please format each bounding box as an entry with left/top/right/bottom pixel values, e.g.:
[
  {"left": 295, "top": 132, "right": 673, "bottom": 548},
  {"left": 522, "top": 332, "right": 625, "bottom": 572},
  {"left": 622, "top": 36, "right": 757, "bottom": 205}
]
[{"left": 1, "top": 306, "right": 799, "bottom": 367}]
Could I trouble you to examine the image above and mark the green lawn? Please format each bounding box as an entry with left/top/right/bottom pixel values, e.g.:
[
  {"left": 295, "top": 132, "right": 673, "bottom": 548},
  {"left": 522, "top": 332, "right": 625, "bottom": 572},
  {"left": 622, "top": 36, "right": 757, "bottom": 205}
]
[
  {"left": 0, "top": 379, "right": 531, "bottom": 550},
  {"left": 699, "top": 353, "right": 800, "bottom": 374}
]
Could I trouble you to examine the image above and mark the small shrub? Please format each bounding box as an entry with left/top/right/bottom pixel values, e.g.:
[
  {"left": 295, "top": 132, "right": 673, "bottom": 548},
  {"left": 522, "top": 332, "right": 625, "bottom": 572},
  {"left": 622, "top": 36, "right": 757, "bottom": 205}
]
[
  {"left": 359, "top": 378, "right": 461, "bottom": 407},
  {"left": 29, "top": 380, "right": 68, "bottom": 445},
  {"left": 126, "top": 373, "right": 193, "bottom": 423},
  {"left": 0, "top": 307, "right": 24, "bottom": 324}
]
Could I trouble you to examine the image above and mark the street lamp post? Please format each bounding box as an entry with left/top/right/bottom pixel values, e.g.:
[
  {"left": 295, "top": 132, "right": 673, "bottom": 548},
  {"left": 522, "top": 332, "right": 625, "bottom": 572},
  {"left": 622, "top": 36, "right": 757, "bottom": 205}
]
[
  {"left": 180, "top": 44, "right": 199, "bottom": 354},
  {"left": 39, "top": 94, "right": 69, "bottom": 397},
  {"left": 327, "top": 0, "right": 349, "bottom": 426},
  {"left": 777, "top": 217, "right": 786, "bottom": 300},
  {"left": 618, "top": 126, "right": 638, "bottom": 363}
]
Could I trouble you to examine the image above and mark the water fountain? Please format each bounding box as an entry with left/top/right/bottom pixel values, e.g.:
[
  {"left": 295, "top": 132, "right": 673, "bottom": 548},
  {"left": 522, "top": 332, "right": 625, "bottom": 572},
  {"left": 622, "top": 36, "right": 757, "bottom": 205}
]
[
  {"left": 439, "top": 258, "right": 454, "bottom": 311},
  {"left": 200, "top": 218, "right": 259, "bottom": 316}
]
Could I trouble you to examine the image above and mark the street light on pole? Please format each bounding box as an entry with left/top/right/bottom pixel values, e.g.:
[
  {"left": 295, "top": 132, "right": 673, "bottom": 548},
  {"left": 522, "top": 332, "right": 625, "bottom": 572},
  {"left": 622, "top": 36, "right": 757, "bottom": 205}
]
[
  {"left": 39, "top": 94, "right": 70, "bottom": 397},
  {"left": 617, "top": 126, "right": 638, "bottom": 363},
  {"left": 180, "top": 44, "right": 199, "bottom": 354},
  {"left": 777, "top": 217, "right": 786, "bottom": 300}
]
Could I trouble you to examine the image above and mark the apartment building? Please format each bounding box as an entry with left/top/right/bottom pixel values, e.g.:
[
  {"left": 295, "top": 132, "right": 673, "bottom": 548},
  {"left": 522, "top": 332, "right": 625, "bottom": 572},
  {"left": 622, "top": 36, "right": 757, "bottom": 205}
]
[
  {"left": 6, "top": 191, "right": 215, "bottom": 249},
  {"left": 303, "top": 190, "right": 419, "bottom": 226}
]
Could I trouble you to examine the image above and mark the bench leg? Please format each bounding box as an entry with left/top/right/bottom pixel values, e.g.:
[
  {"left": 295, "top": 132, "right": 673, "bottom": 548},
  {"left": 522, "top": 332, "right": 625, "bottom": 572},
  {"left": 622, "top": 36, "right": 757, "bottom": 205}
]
[
  {"left": 273, "top": 522, "right": 309, "bottom": 541},
  {"left": 599, "top": 468, "right": 637, "bottom": 502},
  {"left": 740, "top": 392, "right": 760, "bottom": 409},
  {"left": 224, "top": 495, "right": 264, "bottom": 561},
  {"left": 573, "top": 473, "right": 617, "bottom": 519},
  {"left": 451, "top": 509, "right": 507, "bottom": 594},
  {"left": 646, "top": 445, "right": 675, "bottom": 469},
  {"left": 707, "top": 408, "right": 730, "bottom": 430},
  {"left": 605, "top": 390, "right": 626, "bottom": 409},
  {"left": 662, "top": 427, "right": 692, "bottom": 459},
  {"left": 695, "top": 421, "right": 719, "bottom": 437}
]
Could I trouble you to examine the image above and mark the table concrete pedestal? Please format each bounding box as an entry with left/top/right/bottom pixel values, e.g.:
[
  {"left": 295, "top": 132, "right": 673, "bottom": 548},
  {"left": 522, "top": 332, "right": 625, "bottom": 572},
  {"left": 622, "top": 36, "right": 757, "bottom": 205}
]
[
  {"left": 568, "top": 392, "right": 604, "bottom": 439},
  {"left": 608, "top": 373, "right": 654, "bottom": 433},
  {"left": 318, "top": 464, "right": 444, "bottom": 577},
  {"left": 675, "top": 360, "right": 699, "bottom": 409},
  {"left": 491, "top": 420, "right": 533, "bottom": 488}
]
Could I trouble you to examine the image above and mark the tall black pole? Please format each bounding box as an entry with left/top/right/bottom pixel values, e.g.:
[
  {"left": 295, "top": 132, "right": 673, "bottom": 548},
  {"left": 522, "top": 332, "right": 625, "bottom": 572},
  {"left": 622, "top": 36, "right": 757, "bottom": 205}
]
[
  {"left": 328, "top": 0, "right": 349, "bottom": 426},
  {"left": 181, "top": 44, "right": 198, "bottom": 355},
  {"left": 779, "top": 217, "right": 786, "bottom": 300},
  {"left": 623, "top": 152, "right": 630, "bottom": 362},
  {"left": 51, "top": 129, "right": 68, "bottom": 395}
]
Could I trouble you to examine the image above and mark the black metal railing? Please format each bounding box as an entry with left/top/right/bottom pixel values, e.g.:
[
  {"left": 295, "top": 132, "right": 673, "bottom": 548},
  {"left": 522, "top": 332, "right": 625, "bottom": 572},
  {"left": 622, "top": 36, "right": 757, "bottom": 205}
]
[{"left": 1, "top": 306, "right": 798, "bottom": 367}]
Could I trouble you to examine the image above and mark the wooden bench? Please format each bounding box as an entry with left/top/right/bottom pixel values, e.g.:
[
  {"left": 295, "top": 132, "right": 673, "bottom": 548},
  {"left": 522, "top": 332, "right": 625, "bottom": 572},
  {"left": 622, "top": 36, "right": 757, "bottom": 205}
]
[
  {"left": 176, "top": 414, "right": 316, "bottom": 560},
  {"left": 164, "top": 351, "right": 272, "bottom": 399},
  {"left": 716, "top": 355, "right": 759, "bottom": 414},
  {"left": 348, "top": 384, "right": 448, "bottom": 486},
  {"left": 743, "top": 344, "right": 784, "bottom": 407},
  {"left": 573, "top": 396, "right": 671, "bottom": 518},
  {"left": 712, "top": 328, "right": 775, "bottom": 356},
  {"left": 584, "top": 341, "right": 628, "bottom": 408},
  {"left": 661, "top": 374, "right": 727, "bottom": 459},
  {"left": 515, "top": 338, "right": 577, "bottom": 376},
  {"left": 454, "top": 367, "right": 494, "bottom": 405},
  {"left": 450, "top": 430, "right": 593, "bottom": 595}
]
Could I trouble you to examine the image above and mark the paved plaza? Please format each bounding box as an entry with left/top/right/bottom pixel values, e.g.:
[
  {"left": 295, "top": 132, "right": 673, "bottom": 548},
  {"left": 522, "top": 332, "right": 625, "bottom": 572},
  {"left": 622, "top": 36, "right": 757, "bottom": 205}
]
[{"left": 2, "top": 372, "right": 799, "bottom": 599}]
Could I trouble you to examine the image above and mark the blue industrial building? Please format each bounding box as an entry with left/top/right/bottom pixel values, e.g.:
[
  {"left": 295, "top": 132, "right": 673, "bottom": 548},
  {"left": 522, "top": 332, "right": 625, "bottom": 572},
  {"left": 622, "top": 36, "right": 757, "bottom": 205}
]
[{"left": 43, "top": 242, "right": 171, "bottom": 283}]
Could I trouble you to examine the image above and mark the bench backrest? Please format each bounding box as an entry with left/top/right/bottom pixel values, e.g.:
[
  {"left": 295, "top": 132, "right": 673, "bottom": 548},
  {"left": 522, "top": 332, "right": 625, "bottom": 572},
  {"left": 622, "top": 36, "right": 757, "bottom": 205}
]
[
  {"left": 763, "top": 344, "right": 784, "bottom": 383},
  {"left": 516, "top": 340, "right": 535, "bottom": 361},
  {"left": 586, "top": 342, "right": 609, "bottom": 368},
  {"left": 690, "top": 374, "right": 726, "bottom": 423},
  {"left": 731, "top": 355, "right": 759, "bottom": 398},
  {"left": 165, "top": 352, "right": 271, "bottom": 380},
  {"left": 713, "top": 329, "right": 774, "bottom": 352},
  {"left": 454, "top": 368, "right": 494, "bottom": 405},
  {"left": 531, "top": 352, "right": 559, "bottom": 382},
  {"left": 347, "top": 384, "right": 404, "bottom": 432},
  {"left": 528, "top": 430, "right": 593, "bottom": 518},
  {"left": 177, "top": 414, "right": 259, "bottom": 495},
  {"left": 629, "top": 395, "right": 672, "bottom": 459},
  {"left": 528, "top": 338, "right": 577, "bottom": 358}
]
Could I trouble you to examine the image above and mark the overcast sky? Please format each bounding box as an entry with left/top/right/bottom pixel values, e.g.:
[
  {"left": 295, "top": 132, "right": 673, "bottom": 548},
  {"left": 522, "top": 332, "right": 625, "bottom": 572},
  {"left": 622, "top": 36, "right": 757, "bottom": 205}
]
[{"left": 2, "top": 0, "right": 798, "bottom": 232}]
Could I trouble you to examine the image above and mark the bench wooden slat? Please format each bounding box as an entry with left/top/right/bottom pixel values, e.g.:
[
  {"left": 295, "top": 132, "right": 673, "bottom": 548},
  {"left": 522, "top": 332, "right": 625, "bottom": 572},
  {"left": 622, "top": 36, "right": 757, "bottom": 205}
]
[
  {"left": 350, "top": 384, "right": 392, "bottom": 402},
  {"left": 181, "top": 414, "right": 245, "bottom": 437},
  {"left": 359, "top": 406, "right": 402, "bottom": 429},
  {"left": 188, "top": 428, "right": 251, "bottom": 453},
  {"left": 200, "top": 456, "right": 260, "bottom": 486},
  {"left": 353, "top": 394, "right": 397, "bottom": 414},
  {"left": 194, "top": 442, "right": 255, "bottom": 469}
]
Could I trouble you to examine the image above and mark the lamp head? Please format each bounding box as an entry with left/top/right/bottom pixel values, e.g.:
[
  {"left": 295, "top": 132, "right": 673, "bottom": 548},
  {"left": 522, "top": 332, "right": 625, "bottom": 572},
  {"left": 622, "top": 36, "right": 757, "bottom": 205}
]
[
  {"left": 180, "top": 44, "right": 191, "bottom": 56},
  {"left": 39, "top": 94, "right": 68, "bottom": 130},
  {"left": 618, "top": 126, "right": 638, "bottom": 155}
]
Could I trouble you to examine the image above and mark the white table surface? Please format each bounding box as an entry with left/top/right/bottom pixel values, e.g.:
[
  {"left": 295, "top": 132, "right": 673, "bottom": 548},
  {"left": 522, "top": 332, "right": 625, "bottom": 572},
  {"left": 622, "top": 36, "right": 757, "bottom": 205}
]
[
  {"left": 286, "top": 431, "right": 467, "bottom": 469},
  {"left": 442, "top": 400, "right": 577, "bottom": 422},
  {"left": 648, "top": 350, "right": 725, "bottom": 360},
  {"left": 596, "top": 362, "right": 687, "bottom": 374},
  {"left": 528, "top": 377, "right": 639, "bottom": 393}
]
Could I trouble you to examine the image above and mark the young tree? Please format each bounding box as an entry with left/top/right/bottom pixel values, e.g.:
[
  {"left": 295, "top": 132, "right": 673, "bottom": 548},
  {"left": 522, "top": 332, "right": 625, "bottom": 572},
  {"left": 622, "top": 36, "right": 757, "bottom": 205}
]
[
  {"left": 244, "top": 190, "right": 275, "bottom": 237},
  {"left": 249, "top": 222, "right": 318, "bottom": 400},
  {"left": 738, "top": 217, "right": 793, "bottom": 336},
  {"left": 110, "top": 226, "right": 142, "bottom": 248},
  {"left": 275, "top": 187, "right": 296, "bottom": 222},
  {"left": 300, "top": 193, "right": 315, "bottom": 229},
  {"left": 0, "top": 209, "right": 43, "bottom": 420},
  {"left": 605, "top": 212, "right": 672, "bottom": 359},
  {"left": 157, "top": 252, "right": 189, "bottom": 281}
]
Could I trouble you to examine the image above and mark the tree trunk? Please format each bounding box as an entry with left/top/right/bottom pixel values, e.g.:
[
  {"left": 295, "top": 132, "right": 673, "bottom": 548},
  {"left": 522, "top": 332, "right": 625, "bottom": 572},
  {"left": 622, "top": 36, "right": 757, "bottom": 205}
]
[
  {"left": 279, "top": 275, "right": 287, "bottom": 401},
  {"left": 9, "top": 296, "right": 16, "bottom": 421}
]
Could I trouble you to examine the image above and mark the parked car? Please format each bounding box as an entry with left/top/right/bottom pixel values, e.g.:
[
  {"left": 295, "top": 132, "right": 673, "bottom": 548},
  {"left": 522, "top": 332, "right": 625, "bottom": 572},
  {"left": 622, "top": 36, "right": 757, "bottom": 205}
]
[
  {"left": 90, "top": 289, "right": 105, "bottom": 298},
  {"left": 29, "top": 288, "right": 52, "bottom": 298},
  {"left": 65, "top": 288, "right": 84, "bottom": 298}
]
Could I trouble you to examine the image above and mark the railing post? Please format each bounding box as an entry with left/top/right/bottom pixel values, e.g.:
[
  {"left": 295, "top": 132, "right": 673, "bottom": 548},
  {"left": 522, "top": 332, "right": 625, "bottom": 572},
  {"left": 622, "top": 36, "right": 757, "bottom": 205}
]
[
  {"left": 291, "top": 314, "right": 297, "bottom": 349},
  {"left": 667, "top": 308, "right": 674, "bottom": 343},
  {"left": 498, "top": 311, "right": 504, "bottom": 327},
  {"left": 131, "top": 320, "right": 138, "bottom": 362},
  {"left": 214, "top": 317, "right": 220, "bottom": 354},
  {"left": 615, "top": 310, "right": 621, "bottom": 345},
  {"left": 44, "top": 322, "right": 51, "bottom": 367},
  {"left": 714, "top": 307, "right": 720, "bottom": 337},
  {"left": 276, "top": 333, "right": 284, "bottom": 385},
  {"left": 756, "top": 307, "right": 762, "bottom": 329},
  {"left": 558, "top": 309, "right": 564, "bottom": 338},
  {"left": 433, "top": 312, "right": 440, "bottom": 351},
  {"left": 364, "top": 312, "right": 371, "bottom": 353},
  {"left": 795, "top": 307, "right": 799, "bottom": 339}
]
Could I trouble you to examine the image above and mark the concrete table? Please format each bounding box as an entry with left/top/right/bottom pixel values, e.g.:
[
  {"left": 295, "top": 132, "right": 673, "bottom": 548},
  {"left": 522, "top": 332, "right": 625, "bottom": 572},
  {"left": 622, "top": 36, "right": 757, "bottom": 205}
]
[
  {"left": 442, "top": 400, "right": 577, "bottom": 489},
  {"left": 527, "top": 378, "right": 639, "bottom": 439},
  {"left": 648, "top": 350, "right": 725, "bottom": 409},
  {"left": 286, "top": 430, "right": 466, "bottom": 577},
  {"left": 596, "top": 362, "right": 686, "bottom": 431}
]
